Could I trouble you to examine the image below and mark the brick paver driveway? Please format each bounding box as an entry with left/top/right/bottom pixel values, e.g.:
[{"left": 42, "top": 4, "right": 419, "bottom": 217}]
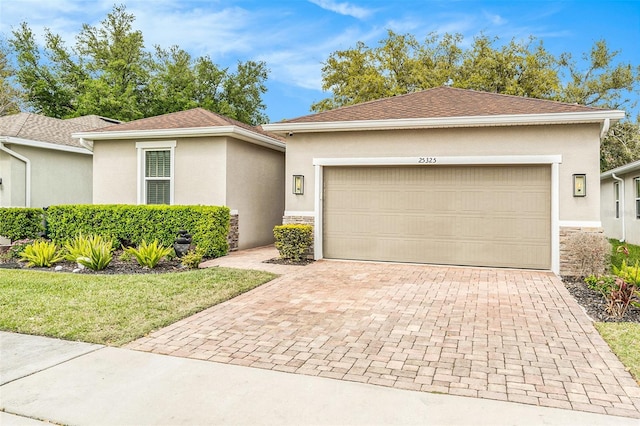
[{"left": 127, "top": 246, "right": 640, "bottom": 418}]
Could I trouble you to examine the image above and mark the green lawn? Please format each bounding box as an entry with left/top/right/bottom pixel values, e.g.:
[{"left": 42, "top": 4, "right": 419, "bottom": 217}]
[
  {"left": 596, "top": 239, "right": 640, "bottom": 384},
  {"left": 0, "top": 268, "right": 275, "bottom": 346},
  {"left": 595, "top": 322, "right": 640, "bottom": 384}
]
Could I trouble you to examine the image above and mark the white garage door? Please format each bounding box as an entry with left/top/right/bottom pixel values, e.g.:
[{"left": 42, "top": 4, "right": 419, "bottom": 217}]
[{"left": 323, "top": 165, "right": 551, "bottom": 269}]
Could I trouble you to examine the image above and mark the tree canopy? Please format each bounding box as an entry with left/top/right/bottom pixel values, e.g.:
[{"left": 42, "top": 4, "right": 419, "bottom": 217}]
[
  {"left": 312, "top": 30, "right": 639, "bottom": 114},
  {"left": 0, "top": 39, "right": 22, "bottom": 116},
  {"left": 8, "top": 5, "right": 269, "bottom": 125}
]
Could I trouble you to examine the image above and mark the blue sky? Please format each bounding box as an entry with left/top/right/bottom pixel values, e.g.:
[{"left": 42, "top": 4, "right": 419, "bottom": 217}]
[{"left": 1, "top": 0, "right": 639, "bottom": 122}]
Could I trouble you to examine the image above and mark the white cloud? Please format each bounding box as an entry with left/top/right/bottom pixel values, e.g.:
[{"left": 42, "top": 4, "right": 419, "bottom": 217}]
[
  {"left": 483, "top": 11, "right": 506, "bottom": 26},
  {"left": 308, "top": 0, "right": 373, "bottom": 20}
]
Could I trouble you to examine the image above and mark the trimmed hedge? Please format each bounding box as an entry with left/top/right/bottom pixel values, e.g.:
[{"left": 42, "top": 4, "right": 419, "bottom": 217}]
[
  {"left": 30, "top": 204, "right": 231, "bottom": 258},
  {"left": 0, "top": 208, "right": 44, "bottom": 240},
  {"left": 274, "top": 224, "right": 313, "bottom": 261}
]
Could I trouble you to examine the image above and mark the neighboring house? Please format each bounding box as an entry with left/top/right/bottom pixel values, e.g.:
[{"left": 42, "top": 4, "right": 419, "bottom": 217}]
[
  {"left": 73, "top": 108, "right": 285, "bottom": 250},
  {"left": 263, "top": 87, "right": 625, "bottom": 275},
  {"left": 0, "top": 113, "right": 119, "bottom": 208},
  {"left": 601, "top": 159, "right": 640, "bottom": 245}
]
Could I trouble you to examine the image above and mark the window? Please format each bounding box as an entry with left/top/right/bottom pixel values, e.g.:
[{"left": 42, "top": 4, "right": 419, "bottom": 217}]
[
  {"left": 636, "top": 178, "right": 640, "bottom": 219},
  {"left": 136, "top": 141, "right": 176, "bottom": 205},
  {"left": 614, "top": 181, "right": 620, "bottom": 219}
]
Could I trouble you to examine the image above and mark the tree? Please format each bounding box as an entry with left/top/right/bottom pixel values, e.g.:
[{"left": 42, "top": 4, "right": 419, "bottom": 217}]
[
  {"left": 0, "top": 39, "right": 22, "bottom": 116},
  {"left": 557, "top": 40, "right": 638, "bottom": 111},
  {"left": 312, "top": 31, "right": 639, "bottom": 114},
  {"left": 9, "top": 4, "right": 270, "bottom": 124},
  {"left": 601, "top": 121, "right": 640, "bottom": 171}
]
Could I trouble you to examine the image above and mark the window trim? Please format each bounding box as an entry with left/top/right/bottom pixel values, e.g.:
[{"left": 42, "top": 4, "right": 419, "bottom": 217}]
[{"left": 136, "top": 141, "right": 176, "bottom": 205}]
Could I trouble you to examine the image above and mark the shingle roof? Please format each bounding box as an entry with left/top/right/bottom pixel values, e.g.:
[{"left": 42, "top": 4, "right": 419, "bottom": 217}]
[
  {"left": 281, "top": 87, "right": 611, "bottom": 124},
  {"left": 0, "top": 113, "right": 119, "bottom": 148},
  {"left": 91, "top": 108, "right": 282, "bottom": 141}
]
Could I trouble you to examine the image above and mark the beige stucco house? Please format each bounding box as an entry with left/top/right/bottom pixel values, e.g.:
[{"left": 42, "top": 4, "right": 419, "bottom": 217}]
[
  {"left": 73, "top": 108, "right": 286, "bottom": 250},
  {"left": 601, "top": 159, "right": 640, "bottom": 245},
  {"left": 264, "top": 87, "right": 625, "bottom": 275},
  {"left": 0, "top": 113, "right": 118, "bottom": 208}
]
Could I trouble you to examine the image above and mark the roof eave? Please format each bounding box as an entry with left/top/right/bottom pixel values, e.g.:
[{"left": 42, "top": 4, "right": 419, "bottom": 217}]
[
  {"left": 263, "top": 110, "right": 626, "bottom": 134},
  {"left": 72, "top": 126, "right": 286, "bottom": 152},
  {"left": 0, "top": 136, "right": 92, "bottom": 155},
  {"left": 601, "top": 158, "right": 640, "bottom": 180}
]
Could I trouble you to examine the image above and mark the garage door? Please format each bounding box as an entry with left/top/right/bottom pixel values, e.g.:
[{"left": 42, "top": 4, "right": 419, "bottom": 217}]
[{"left": 323, "top": 165, "right": 551, "bottom": 269}]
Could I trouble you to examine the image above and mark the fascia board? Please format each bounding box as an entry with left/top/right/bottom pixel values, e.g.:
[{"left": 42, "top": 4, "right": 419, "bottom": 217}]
[
  {"left": 264, "top": 110, "right": 627, "bottom": 134},
  {"left": 73, "top": 126, "right": 286, "bottom": 152},
  {"left": 0, "top": 136, "right": 92, "bottom": 155},
  {"left": 601, "top": 158, "right": 640, "bottom": 180}
]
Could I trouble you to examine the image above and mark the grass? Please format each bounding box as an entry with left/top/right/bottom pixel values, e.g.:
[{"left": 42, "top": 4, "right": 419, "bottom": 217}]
[
  {"left": 0, "top": 268, "right": 275, "bottom": 346},
  {"left": 610, "top": 239, "right": 640, "bottom": 269},
  {"left": 594, "top": 322, "right": 640, "bottom": 384},
  {"left": 592, "top": 239, "right": 640, "bottom": 384}
]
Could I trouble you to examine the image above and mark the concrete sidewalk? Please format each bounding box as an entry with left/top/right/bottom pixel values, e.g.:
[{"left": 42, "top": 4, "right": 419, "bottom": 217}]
[{"left": 1, "top": 332, "right": 638, "bottom": 425}]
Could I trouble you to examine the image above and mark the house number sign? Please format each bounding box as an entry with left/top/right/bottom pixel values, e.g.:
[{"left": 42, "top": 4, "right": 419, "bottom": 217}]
[{"left": 418, "top": 157, "right": 437, "bottom": 164}]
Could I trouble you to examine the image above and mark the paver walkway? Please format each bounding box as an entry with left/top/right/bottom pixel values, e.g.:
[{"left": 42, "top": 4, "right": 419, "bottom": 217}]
[{"left": 127, "top": 246, "right": 640, "bottom": 419}]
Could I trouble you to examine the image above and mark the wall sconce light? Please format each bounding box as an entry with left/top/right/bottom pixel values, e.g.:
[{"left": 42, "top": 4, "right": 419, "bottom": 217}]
[
  {"left": 293, "top": 175, "right": 304, "bottom": 195},
  {"left": 573, "top": 174, "right": 586, "bottom": 197}
]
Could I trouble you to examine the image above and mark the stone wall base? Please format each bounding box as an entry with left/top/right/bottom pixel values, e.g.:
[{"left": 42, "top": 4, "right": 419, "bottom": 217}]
[
  {"left": 559, "top": 226, "right": 608, "bottom": 277},
  {"left": 228, "top": 213, "right": 239, "bottom": 252}
]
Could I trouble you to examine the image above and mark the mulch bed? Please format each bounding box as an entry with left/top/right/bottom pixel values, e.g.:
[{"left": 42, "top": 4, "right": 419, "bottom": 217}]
[
  {"left": 2, "top": 251, "right": 188, "bottom": 275},
  {"left": 562, "top": 277, "right": 640, "bottom": 323},
  {"left": 263, "top": 257, "right": 315, "bottom": 266}
]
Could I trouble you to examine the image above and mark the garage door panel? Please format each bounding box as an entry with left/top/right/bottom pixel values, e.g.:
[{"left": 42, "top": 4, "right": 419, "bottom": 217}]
[{"left": 323, "top": 165, "right": 551, "bottom": 269}]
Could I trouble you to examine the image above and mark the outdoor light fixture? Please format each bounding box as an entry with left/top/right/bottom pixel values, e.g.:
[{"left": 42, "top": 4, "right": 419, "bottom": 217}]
[
  {"left": 293, "top": 175, "right": 304, "bottom": 195},
  {"left": 573, "top": 174, "right": 586, "bottom": 197}
]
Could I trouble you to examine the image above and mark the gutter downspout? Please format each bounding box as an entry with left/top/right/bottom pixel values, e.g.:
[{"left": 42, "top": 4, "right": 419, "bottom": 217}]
[
  {"left": 0, "top": 141, "right": 31, "bottom": 207},
  {"left": 612, "top": 173, "right": 625, "bottom": 242},
  {"left": 600, "top": 118, "right": 611, "bottom": 138}
]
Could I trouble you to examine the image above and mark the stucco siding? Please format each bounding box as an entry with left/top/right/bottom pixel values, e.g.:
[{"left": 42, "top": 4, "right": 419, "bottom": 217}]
[
  {"left": 1, "top": 145, "right": 92, "bottom": 207},
  {"left": 93, "top": 139, "right": 137, "bottom": 204},
  {"left": 284, "top": 123, "right": 601, "bottom": 223},
  {"left": 601, "top": 173, "right": 640, "bottom": 245},
  {"left": 226, "top": 138, "right": 285, "bottom": 249},
  {"left": 173, "top": 137, "right": 227, "bottom": 205}
]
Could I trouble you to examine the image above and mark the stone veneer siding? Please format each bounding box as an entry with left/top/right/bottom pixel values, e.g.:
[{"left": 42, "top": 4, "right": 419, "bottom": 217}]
[
  {"left": 228, "top": 213, "right": 239, "bottom": 252},
  {"left": 559, "top": 226, "right": 607, "bottom": 277}
]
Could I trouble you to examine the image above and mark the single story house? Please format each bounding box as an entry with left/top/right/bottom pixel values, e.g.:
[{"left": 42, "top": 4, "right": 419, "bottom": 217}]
[
  {"left": 601, "top": 159, "right": 640, "bottom": 245},
  {"left": 0, "top": 112, "right": 119, "bottom": 208},
  {"left": 73, "top": 108, "right": 285, "bottom": 250},
  {"left": 263, "top": 87, "right": 625, "bottom": 275}
]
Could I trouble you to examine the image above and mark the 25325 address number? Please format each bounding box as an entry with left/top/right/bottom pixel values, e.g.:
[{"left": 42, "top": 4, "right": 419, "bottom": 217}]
[{"left": 418, "top": 157, "right": 437, "bottom": 164}]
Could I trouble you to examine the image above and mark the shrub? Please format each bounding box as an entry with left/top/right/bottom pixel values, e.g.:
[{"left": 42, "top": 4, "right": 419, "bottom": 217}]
[
  {"left": 613, "top": 260, "right": 640, "bottom": 286},
  {"left": 4, "top": 238, "right": 36, "bottom": 260},
  {"left": 0, "top": 208, "right": 44, "bottom": 240},
  {"left": 19, "top": 240, "right": 64, "bottom": 267},
  {"left": 124, "top": 240, "right": 173, "bottom": 269},
  {"left": 180, "top": 247, "right": 204, "bottom": 269},
  {"left": 565, "top": 232, "right": 611, "bottom": 277},
  {"left": 606, "top": 277, "right": 640, "bottom": 318},
  {"left": 274, "top": 224, "right": 313, "bottom": 262},
  {"left": 76, "top": 236, "right": 113, "bottom": 271},
  {"left": 585, "top": 274, "right": 617, "bottom": 297},
  {"left": 45, "top": 205, "right": 229, "bottom": 258},
  {"left": 63, "top": 233, "right": 92, "bottom": 262}
]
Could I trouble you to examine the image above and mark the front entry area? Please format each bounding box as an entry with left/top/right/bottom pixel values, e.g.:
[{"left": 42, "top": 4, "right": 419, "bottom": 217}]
[{"left": 322, "top": 165, "right": 551, "bottom": 269}]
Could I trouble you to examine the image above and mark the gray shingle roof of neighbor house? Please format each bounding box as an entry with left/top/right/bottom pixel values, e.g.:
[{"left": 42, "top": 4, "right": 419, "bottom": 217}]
[
  {"left": 263, "top": 86, "right": 626, "bottom": 134},
  {"left": 75, "top": 107, "right": 286, "bottom": 150},
  {"left": 0, "top": 112, "right": 120, "bottom": 149}
]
